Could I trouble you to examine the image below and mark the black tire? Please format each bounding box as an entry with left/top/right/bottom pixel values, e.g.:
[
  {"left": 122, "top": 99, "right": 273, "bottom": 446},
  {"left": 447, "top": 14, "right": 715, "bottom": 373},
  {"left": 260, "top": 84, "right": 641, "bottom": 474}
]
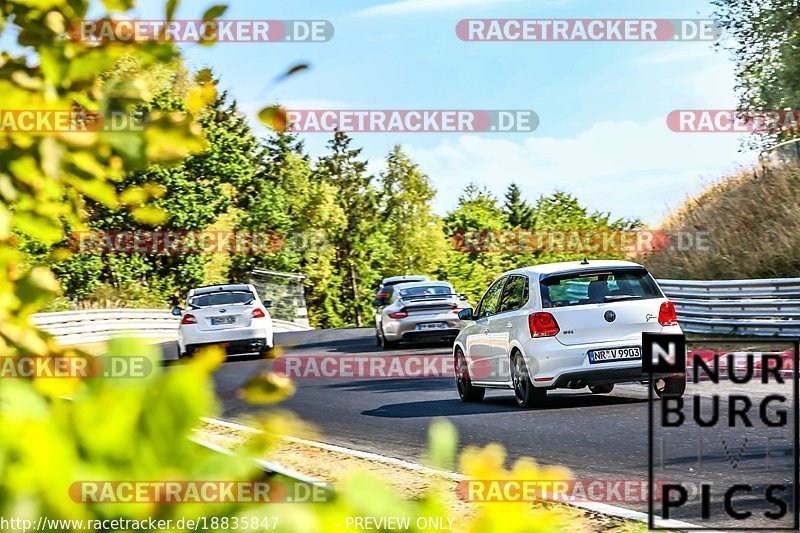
[
  {"left": 653, "top": 374, "right": 687, "bottom": 398},
  {"left": 511, "top": 351, "right": 546, "bottom": 408},
  {"left": 455, "top": 349, "right": 485, "bottom": 402},
  {"left": 589, "top": 384, "right": 615, "bottom": 394},
  {"left": 376, "top": 329, "right": 383, "bottom": 347}
]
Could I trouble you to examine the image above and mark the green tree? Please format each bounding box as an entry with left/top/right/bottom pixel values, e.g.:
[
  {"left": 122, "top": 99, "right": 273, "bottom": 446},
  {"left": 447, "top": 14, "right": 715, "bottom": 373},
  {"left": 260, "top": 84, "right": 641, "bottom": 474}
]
[
  {"left": 440, "top": 184, "right": 510, "bottom": 302},
  {"left": 713, "top": 0, "right": 800, "bottom": 148},
  {"left": 233, "top": 131, "right": 345, "bottom": 328},
  {"left": 444, "top": 183, "right": 507, "bottom": 233},
  {"left": 503, "top": 183, "right": 536, "bottom": 229},
  {"left": 315, "top": 132, "right": 390, "bottom": 327},
  {"left": 55, "top": 84, "right": 260, "bottom": 304},
  {"left": 379, "top": 145, "right": 449, "bottom": 276}
]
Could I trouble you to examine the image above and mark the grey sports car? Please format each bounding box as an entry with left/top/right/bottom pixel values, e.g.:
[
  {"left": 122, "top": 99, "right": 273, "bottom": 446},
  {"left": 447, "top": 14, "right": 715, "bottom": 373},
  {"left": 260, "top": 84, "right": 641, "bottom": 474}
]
[{"left": 375, "top": 281, "right": 469, "bottom": 348}]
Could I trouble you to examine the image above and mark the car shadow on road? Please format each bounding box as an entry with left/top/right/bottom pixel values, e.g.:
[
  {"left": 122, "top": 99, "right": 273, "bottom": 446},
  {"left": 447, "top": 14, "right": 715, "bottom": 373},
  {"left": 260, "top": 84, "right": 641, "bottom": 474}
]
[
  {"left": 362, "top": 392, "right": 648, "bottom": 418},
  {"left": 323, "top": 377, "right": 453, "bottom": 393},
  {"left": 285, "top": 338, "right": 453, "bottom": 355}
]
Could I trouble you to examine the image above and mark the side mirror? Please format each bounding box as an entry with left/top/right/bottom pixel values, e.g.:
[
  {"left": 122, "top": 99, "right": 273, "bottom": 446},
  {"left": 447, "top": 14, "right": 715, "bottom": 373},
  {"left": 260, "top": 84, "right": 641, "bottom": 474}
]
[
  {"left": 372, "top": 298, "right": 383, "bottom": 307},
  {"left": 264, "top": 300, "right": 273, "bottom": 308},
  {"left": 457, "top": 308, "right": 474, "bottom": 321},
  {"left": 171, "top": 307, "right": 183, "bottom": 316}
]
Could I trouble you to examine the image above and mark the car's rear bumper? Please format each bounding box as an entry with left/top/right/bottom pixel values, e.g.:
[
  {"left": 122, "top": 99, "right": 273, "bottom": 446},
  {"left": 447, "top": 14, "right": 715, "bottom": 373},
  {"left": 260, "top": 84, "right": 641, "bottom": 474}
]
[
  {"left": 185, "top": 337, "right": 269, "bottom": 357},
  {"left": 520, "top": 325, "right": 684, "bottom": 388},
  {"left": 179, "top": 323, "right": 273, "bottom": 353},
  {"left": 382, "top": 313, "right": 464, "bottom": 342},
  {"left": 400, "top": 328, "right": 461, "bottom": 342},
  {"left": 551, "top": 366, "right": 678, "bottom": 388}
]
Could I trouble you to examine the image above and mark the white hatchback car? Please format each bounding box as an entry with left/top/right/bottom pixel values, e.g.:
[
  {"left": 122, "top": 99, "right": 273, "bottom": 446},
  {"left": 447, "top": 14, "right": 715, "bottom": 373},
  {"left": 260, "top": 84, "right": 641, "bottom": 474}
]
[
  {"left": 174, "top": 284, "right": 274, "bottom": 358},
  {"left": 453, "top": 260, "right": 685, "bottom": 407}
]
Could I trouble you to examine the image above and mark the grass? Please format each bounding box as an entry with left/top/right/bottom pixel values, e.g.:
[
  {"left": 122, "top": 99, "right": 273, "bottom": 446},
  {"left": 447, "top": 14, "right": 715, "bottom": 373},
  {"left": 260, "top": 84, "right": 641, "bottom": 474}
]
[{"left": 197, "top": 420, "right": 658, "bottom": 533}]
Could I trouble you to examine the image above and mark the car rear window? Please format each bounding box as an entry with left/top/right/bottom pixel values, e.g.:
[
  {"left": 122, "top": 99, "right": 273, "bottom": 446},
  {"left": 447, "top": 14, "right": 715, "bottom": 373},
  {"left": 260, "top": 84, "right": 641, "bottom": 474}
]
[
  {"left": 190, "top": 291, "right": 255, "bottom": 308},
  {"left": 397, "top": 285, "right": 452, "bottom": 299},
  {"left": 540, "top": 268, "right": 662, "bottom": 308}
]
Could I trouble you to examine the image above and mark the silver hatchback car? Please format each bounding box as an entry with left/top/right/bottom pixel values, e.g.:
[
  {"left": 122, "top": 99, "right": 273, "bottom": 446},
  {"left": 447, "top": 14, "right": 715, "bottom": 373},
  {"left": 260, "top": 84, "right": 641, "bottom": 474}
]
[{"left": 375, "top": 281, "right": 469, "bottom": 348}]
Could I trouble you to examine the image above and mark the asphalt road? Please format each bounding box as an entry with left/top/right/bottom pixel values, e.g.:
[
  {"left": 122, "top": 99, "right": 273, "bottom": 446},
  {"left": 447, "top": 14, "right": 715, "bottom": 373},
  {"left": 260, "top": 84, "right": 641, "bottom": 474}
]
[{"left": 162, "top": 328, "right": 798, "bottom": 529}]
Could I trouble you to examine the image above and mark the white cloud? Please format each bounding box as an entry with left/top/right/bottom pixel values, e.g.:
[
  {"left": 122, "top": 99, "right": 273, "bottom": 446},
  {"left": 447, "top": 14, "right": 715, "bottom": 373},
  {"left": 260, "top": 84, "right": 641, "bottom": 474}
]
[{"left": 400, "top": 118, "right": 757, "bottom": 225}]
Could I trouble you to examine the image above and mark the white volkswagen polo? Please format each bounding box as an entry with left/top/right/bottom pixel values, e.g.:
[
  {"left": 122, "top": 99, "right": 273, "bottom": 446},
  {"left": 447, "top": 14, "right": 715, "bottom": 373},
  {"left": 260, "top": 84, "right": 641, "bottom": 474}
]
[
  {"left": 453, "top": 260, "right": 685, "bottom": 407},
  {"left": 174, "top": 284, "right": 274, "bottom": 358}
]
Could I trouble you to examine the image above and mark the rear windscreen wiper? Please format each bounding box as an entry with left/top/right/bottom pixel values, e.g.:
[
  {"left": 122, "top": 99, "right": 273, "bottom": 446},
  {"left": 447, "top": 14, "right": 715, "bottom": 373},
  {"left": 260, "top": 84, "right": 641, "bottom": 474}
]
[{"left": 604, "top": 295, "right": 642, "bottom": 302}]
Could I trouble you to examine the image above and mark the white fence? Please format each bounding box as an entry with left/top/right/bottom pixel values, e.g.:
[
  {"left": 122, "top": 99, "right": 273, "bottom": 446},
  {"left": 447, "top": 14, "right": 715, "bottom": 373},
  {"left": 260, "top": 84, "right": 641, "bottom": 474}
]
[
  {"left": 658, "top": 278, "right": 800, "bottom": 337},
  {"left": 31, "top": 309, "right": 312, "bottom": 345}
]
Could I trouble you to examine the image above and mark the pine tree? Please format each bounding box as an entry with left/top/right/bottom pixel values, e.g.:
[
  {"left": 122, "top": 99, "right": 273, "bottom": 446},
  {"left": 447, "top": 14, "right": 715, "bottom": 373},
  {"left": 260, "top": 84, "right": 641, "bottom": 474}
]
[{"left": 503, "top": 183, "right": 536, "bottom": 229}]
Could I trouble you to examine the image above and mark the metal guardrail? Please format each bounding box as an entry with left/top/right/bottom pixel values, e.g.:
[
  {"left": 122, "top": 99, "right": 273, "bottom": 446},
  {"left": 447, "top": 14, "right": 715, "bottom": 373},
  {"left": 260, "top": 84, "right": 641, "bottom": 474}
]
[
  {"left": 658, "top": 278, "right": 800, "bottom": 337},
  {"left": 31, "top": 278, "right": 800, "bottom": 340},
  {"left": 31, "top": 309, "right": 312, "bottom": 345}
]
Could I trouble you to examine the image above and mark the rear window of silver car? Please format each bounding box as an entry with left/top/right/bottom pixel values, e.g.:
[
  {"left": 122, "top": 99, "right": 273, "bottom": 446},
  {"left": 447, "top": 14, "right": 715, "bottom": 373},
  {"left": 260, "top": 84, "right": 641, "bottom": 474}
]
[
  {"left": 397, "top": 285, "right": 452, "bottom": 299},
  {"left": 540, "top": 268, "right": 662, "bottom": 308},
  {"left": 190, "top": 291, "right": 255, "bottom": 308}
]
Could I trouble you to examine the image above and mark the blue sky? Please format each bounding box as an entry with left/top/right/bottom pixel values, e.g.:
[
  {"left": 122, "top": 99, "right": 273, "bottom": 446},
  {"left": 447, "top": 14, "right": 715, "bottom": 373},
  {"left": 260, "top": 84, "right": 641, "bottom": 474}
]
[{"left": 132, "top": 0, "right": 755, "bottom": 224}]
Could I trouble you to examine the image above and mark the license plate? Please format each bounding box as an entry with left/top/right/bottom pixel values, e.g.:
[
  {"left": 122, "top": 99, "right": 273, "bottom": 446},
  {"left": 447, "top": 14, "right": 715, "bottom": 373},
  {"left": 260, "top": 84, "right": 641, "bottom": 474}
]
[
  {"left": 417, "top": 322, "right": 448, "bottom": 331},
  {"left": 588, "top": 346, "right": 641, "bottom": 363},
  {"left": 211, "top": 316, "right": 235, "bottom": 325}
]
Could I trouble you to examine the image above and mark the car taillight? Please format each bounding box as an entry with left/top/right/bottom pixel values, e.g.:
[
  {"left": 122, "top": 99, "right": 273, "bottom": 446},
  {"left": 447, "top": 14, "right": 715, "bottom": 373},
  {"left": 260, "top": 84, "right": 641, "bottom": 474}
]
[
  {"left": 376, "top": 291, "right": 388, "bottom": 299},
  {"left": 450, "top": 303, "right": 460, "bottom": 314},
  {"left": 388, "top": 309, "right": 408, "bottom": 319},
  {"left": 658, "top": 301, "right": 678, "bottom": 326},
  {"left": 252, "top": 308, "right": 266, "bottom": 319},
  {"left": 181, "top": 314, "right": 197, "bottom": 325},
  {"left": 529, "top": 312, "right": 559, "bottom": 337}
]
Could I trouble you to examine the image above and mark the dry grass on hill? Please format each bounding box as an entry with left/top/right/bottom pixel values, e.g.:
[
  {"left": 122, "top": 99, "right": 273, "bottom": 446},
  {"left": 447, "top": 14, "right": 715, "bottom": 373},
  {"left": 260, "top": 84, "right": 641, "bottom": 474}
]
[{"left": 640, "top": 161, "right": 800, "bottom": 280}]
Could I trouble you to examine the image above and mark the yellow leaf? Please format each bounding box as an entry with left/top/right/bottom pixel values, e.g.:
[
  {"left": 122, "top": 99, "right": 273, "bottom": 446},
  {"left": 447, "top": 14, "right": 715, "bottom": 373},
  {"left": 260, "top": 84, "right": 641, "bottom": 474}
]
[
  {"left": 131, "top": 206, "right": 167, "bottom": 225},
  {"left": 240, "top": 372, "right": 295, "bottom": 404},
  {"left": 258, "top": 105, "right": 287, "bottom": 132}
]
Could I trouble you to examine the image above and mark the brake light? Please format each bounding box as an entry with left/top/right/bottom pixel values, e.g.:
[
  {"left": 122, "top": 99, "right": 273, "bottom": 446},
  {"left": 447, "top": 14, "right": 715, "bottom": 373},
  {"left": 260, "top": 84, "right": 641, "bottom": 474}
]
[
  {"left": 529, "top": 312, "right": 559, "bottom": 337},
  {"left": 252, "top": 308, "right": 266, "bottom": 319},
  {"left": 658, "top": 301, "right": 678, "bottom": 326},
  {"left": 181, "top": 314, "right": 197, "bottom": 325},
  {"left": 376, "top": 291, "right": 388, "bottom": 299},
  {"left": 450, "top": 303, "right": 460, "bottom": 314},
  {"left": 388, "top": 309, "right": 408, "bottom": 319}
]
